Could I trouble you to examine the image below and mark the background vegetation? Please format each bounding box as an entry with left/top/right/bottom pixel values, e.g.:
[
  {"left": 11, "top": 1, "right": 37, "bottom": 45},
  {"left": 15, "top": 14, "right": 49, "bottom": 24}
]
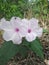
[{"left": 0, "top": 0, "right": 48, "bottom": 19}]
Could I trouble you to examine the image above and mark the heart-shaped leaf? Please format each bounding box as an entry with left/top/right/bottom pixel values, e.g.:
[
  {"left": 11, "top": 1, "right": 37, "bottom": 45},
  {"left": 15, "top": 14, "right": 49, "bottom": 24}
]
[
  {"left": 0, "top": 41, "right": 19, "bottom": 65},
  {"left": 30, "top": 38, "right": 44, "bottom": 60}
]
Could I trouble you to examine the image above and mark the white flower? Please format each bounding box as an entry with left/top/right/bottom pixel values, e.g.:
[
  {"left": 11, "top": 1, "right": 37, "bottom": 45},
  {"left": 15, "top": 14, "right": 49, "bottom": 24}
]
[
  {"left": 0, "top": 17, "right": 43, "bottom": 43},
  {"left": 22, "top": 18, "right": 43, "bottom": 42},
  {"left": 0, "top": 17, "right": 24, "bottom": 44}
]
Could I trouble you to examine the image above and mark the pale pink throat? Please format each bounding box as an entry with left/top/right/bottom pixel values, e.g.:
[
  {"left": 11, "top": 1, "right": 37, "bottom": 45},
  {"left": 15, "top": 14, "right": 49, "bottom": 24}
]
[
  {"left": 15, "top": 28, "right": 19, "bottom": 32},
  {"left": 28, "top": 29, "right": 31, "bottom": 33}
]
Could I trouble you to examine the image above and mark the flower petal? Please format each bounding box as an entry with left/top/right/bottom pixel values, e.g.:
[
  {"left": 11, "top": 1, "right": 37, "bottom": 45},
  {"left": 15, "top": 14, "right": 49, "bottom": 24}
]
[
  {"left": 0, "top": 18, "right": 12, "bottom": 31},
  {"left": 12, "top": 34, "right": 22, "bottom": 44},
  {"left": 22, "top": 18, "right": 29, "bottom": 27},
  {"left": 29, "top": 18, "right": 39, "bottom": 28},
  {"left": 30, "top": 18, "right": 39, "bottom": 23},
  {"left": 25, "top": 33, "right": 36, "bottom": 42},
  {"left": 10, "top": 17, "right": 22, "bottom": 28},
  {"left": 3, "top": 31, "right": 15, "bottom": 41},
  {"left": 0, "top": 18, "right": 6, "bottom": 22},
  {"left": 34, "top": 28, "right": 43, "bottom": 37}
]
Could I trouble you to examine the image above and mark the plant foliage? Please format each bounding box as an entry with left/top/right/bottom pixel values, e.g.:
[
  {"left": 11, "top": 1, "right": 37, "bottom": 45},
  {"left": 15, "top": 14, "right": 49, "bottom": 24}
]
[{"left": 0, "top": 38, "right": 44, "bottom": 65}]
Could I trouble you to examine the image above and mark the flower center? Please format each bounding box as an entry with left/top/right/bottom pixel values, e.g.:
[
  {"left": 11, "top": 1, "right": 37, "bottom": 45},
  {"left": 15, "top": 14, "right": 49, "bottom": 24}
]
[
  {"left": 28, "top": 29, "right": 31, "bottom": 33},
  {"left": 15, "top": 28, "right": 19, "bottom": 32}
]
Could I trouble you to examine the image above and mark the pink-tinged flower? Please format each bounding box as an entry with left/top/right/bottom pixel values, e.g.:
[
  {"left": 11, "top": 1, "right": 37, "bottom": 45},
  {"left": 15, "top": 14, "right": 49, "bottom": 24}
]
[
  {"left": 0, "top": 17, "right": 23, "bottom": 44},
  {"left": 22, "top": 18, "right": 43, "bottom": 42}
]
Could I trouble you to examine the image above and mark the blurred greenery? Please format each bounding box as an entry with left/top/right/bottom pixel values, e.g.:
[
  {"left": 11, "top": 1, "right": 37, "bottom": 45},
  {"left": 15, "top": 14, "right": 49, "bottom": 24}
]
[{"left": 0, "top": 0, "right": 48, "bottom": 20}]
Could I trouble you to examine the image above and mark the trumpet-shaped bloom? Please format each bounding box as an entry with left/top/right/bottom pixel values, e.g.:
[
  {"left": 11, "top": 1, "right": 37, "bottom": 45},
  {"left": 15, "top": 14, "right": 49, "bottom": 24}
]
[
  {"left": 22, "top": 18, "right": 43, "bottom": 42},
  {"left": 0, "top": 17, "right": 43, "bottom": 43},
  {"left": 0, "top": 17, "right": 24, "bottom": 44}
]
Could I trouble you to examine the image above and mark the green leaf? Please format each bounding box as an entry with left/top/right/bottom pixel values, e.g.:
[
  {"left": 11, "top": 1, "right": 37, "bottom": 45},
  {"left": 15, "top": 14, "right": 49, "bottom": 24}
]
[
  {"left": 18, "top": 39, "right": 30, "bottom": 58},
  {"left": 18, "top": 45, "right": 29, "bottom": 58},
  {"left": 0, "top": 41, "right": 19, "bottom": 65},
  {"left": 21, "top": 38, "right": 44, "bottom": 60},
  {"left": 30, "top": 38, "right": 44, "bottom": 60},
  {"left": 21, "top": 38, "right": 30, "bottom": 46}
]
